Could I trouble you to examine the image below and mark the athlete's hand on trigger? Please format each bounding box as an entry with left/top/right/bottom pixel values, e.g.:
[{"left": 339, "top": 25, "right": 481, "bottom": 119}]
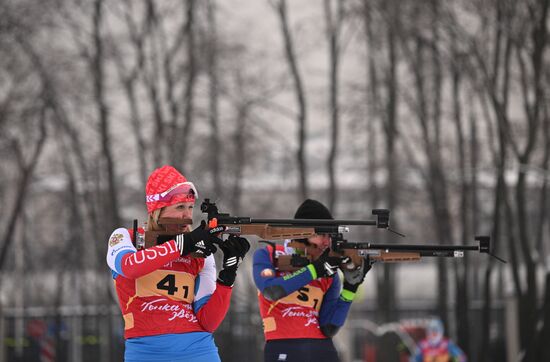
[
  {"left": 174, "top": 221, "right": 225, "bottom": 257},
  {"left": 341, "top": 256, "right": 371, "bottom": 293},
  {"left": 311, "top": 249, "right": 348, "bottom": 278}
]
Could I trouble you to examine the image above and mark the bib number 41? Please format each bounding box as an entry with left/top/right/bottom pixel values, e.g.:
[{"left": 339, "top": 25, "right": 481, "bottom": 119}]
[
  {"left": 156, "top": 274, "right": 189, "bottom": 298},
  {"left": 136, "top": 270, "right": 195, "bottom": 302}
]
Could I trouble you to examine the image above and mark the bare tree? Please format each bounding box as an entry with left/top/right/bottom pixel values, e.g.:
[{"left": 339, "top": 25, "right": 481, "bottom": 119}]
[
  {"left": 0, "top": 102, "right": 48, "bottom": 272},
  {"left": 533, "top": 99, "right": 550, "bottom": 362},
  {"left": 458, "top": 0, "right": 550, "bottom": 359},
  {"left": 0, "top": 1, "right": 51, "bottom": 275},
  {"left": 273, "top": 0, "right": 309, "bottom": 200},
  {"left": 361, "top": 0, "right": 401, "bottom": 323},
  {"left": 172, "top": 0, "right": 198, "bottom": 171},
  {"left": 362, "top": 0, "right": 380, "bottom": 214},
  {"left": 141, "top": 1, "right": 168, "bottom": 167},
  {"left": 111, "top": 1, "right": 151, "bottom": 187},
  {"left": 16, "top": 19, "right": 102, "bottom": 253},
  {"left": 206, "top": 0, "right": 222, "bottom": 197},
  {"left": 449, "top": 34, "right": 471, "bottom": 356},
  {"left": 92, "top": 0, "right": 121, "bottom": 231},
  {"left": 228, "top": 63, "right": 249, "bottom": 215},
  {"left": 324, "top": 0, "right": 344, "bottom": 211},
  {"left": 399, "top": 0, "right": 455, "bottom": 327},
  {"left": 513, "top": 1, "right": 549, "bottom": 359},
  {"left": 0, "top": 1, "right": 547, "bottom": 361}
]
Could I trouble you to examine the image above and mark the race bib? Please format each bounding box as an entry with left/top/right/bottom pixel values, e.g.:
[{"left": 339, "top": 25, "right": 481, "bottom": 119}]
[
  {"left": 136, "top": 270, "right": 195, "bottom": 302},
  {"left": 279, "top": 286, "right": 324, "bottom": 311},
  {"left": 424, "top": 353, "right": 451, "bottom": 362}
]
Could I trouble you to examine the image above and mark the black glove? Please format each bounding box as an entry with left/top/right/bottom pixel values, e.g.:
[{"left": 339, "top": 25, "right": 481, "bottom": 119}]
[
  {"left": 310, "top": 249, "right": 346, "bottom": 278},
  {"left": 217, "top": 235, "right": 251, "bottom": 286},
  {"left": 341, "top": 257, "right": 372, "bottom": 293},
  {"left": 174, "top": 221, "right": 224, "bottom": 257}
]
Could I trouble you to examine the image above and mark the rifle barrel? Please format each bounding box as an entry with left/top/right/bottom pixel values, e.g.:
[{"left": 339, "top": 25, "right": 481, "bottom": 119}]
[
  {"left": 247, "top": 218, "right": 377, "bottom": 226},
  {"left": 339, "top": 242, "right": 480, "bottom": 252}
]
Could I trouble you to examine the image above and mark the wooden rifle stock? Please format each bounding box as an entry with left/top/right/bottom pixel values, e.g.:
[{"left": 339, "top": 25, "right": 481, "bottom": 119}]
[
  {"left": 144, "top": 217, "right": 192, "bottom": 248},
  {"left": 220, "top": 224, "right": 317, "bottom": 239},
  {"left": 367, "top": 251, "right": 421, "bottom": 262}
]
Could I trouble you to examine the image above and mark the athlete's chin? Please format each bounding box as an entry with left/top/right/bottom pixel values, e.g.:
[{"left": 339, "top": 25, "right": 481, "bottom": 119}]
[{"left": 310, "top": 251, "right": 323, "bottom": 260}]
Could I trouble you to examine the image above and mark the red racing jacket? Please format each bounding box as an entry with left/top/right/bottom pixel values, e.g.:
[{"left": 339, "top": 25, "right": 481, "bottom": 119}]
[
  {"left": 106, "top": 227, "right": 231, "bottom": 339},
  {"left": 254, "top": 244, "right": 338, "bottom": 340}
]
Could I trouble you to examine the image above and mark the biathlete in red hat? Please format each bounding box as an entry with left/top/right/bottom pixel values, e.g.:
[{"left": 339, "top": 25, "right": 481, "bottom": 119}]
[
  {"left": 106, "top": 165, "right": 250, "bottom": 362},
  {"left": 253, "top": 199, "right": 372, "bottom": 362}
]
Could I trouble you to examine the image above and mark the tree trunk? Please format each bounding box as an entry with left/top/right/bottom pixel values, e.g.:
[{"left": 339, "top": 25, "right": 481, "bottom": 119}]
[
  {"left": 533, "top": 272, "right": 550, "bottom": 361},
  {"left": 115, "top": 2, "right": 149, "bottom": 187},
  {"left": 207, "top": 0, "right": 222, "bottom": 197},
  {"left": 232, "top": 105, "right": 248, "bottom": 215},
  {"left": 451, "top": 48, "right": 470, "bottom": 356},
  {"left": 363, "top": 0, "right": 380, "bottom": 210},
  {"left": 276, "top": 0, "right": 308, "bottom": 200},
  {"left": 469, "top": 102, "right": 480, "bottom": 299},
  {"left": 143, "top": 0, "right": 167, "bottom": 167},
  {"left": 408, "top": 21, "right": 452, "bottom": 327},
  {"left": 513, "top": 1, "right": 548, "bottom": 357},
  {"left": 381, "top": 0, "right": 399, "bottom": 323},
  {"left": 173, "top": 0, "right": 197, "bottom": 172},
  {"left": 365, "top": 0, "right": 400, "bottom": 322},
  {"left": 324, "top": 0, "right": 342, "bottom": 211},
  {"left": 0, "top": 104, "right": 47, "bottom": 271},
  {"left": 123, "top": 78, "right": 149, "bottom": 188},
  {"left": 92, "top": 0, "right": 121, "bottom": 231},
  {"left": 24, "top": 35, "right": 101, "bottom": 245}
]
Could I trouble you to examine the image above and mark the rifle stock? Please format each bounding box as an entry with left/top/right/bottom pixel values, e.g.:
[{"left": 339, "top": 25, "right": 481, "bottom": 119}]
[
  {"left": 144, "top": 217, "right": 192, "bottom": 248},
  {"left": 366, "top": 251, "right": 421, "bottom": 262},
  {"left": 219, "top": 224, "right": 318, "bottom": 240}
]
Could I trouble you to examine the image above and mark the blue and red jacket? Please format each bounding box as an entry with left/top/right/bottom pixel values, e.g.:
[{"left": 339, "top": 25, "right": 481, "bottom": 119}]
[
  {"left": 253, "top": 242, "right": 355, "bottom": 341},
  {"left": 106, "top": 227, "right": 231, "bottom": 361}
]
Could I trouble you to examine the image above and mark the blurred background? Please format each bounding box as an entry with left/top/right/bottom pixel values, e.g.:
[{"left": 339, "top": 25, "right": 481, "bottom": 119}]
[{"left": 0, "top": 0, "right": 548, "bottom": 361}]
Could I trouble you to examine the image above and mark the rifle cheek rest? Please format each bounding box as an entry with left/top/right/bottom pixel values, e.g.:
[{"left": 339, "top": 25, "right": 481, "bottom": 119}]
[
  {"left": 263, "top": 286, "right": 287, "bottom": 301},
  {"left": 320, "top": 324, "right": 340, "bottom": 338}
]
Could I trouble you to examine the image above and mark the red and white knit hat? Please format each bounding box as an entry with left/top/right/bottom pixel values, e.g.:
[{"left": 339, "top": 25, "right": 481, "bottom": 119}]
[{"left": 145, "top": 165, "right": 198, "bottom": 214}]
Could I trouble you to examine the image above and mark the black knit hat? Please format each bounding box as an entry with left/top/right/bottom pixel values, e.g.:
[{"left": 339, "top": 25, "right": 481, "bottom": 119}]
[{"left": 294, "top": 199, "right": 333, "bottom": 220}]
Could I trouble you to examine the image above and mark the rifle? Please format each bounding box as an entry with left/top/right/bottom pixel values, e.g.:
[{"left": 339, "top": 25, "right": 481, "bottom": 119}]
[
  {"left": 140, "top": 198, "right": 390, "bottom": 249},
  {"left": 130, "top": 217, "right": 192, "bottom": 250},
  {"left": 275, "top": 235, "right": 506, "bottom": 272}
]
